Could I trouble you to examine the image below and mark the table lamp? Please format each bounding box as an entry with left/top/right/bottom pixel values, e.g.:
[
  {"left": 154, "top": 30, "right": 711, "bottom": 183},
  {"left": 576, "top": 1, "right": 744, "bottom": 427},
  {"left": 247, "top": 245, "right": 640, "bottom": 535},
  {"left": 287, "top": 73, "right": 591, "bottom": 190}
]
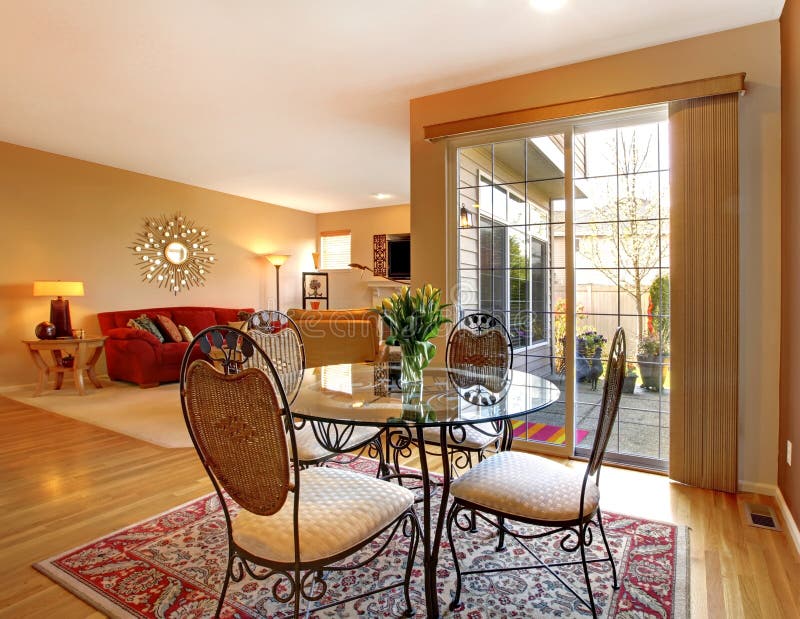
[
  {"left": 265, "top": 254, "right": 290, "bottom": 311},
  {"left": 33, "top": 281, "right": 85, "bottom": 338}
]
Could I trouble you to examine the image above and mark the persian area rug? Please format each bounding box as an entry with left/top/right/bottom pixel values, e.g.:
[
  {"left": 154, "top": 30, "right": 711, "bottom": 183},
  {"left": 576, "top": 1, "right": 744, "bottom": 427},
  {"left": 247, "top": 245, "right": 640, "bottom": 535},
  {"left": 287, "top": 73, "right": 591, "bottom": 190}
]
[
  {"left": 511, "top": 420, "right": 590, "bottom": 445},
  {"left": 34, "top": 459, "right": 688, "bottom": 618}
]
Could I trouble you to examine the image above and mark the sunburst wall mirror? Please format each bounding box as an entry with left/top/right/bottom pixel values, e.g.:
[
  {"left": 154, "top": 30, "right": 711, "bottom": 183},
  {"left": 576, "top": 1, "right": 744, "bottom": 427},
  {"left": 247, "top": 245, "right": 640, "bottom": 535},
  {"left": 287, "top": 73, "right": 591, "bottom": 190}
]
[{"left": 131, "top": 213, "right": 216, "bottom": 294}]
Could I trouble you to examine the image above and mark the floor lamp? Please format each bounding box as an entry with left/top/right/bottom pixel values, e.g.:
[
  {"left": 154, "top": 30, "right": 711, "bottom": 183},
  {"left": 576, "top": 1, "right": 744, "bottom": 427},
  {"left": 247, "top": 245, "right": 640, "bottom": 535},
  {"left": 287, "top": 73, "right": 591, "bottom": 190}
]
[{"left": 266, "top": 254, "right": 290, "bottom": 311}]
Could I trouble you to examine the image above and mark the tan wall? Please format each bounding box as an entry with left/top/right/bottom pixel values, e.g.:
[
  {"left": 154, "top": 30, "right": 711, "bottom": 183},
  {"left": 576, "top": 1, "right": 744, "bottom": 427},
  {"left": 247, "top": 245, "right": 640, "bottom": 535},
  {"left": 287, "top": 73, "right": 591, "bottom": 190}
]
[
  {"left": 0, "top": 141, "right": 317, "bottom": 387},
  {"left": 410, "top": 22, "right": 781, "bottom": 489},
  {"left": 780, "top": 0, "right": 800, "bottom": 525},
  {"left": 315, "top": 204, "right": 410, "bottom": 308}
]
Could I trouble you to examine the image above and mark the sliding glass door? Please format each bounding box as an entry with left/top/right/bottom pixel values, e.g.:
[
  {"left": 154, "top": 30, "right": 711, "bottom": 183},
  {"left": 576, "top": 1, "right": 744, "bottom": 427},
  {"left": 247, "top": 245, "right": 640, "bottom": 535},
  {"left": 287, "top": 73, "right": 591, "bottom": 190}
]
[
  {"left": 452, "top": 107, "right": 671, "bottom": 470},
  {"left": 456, "top": 133, "right": 568, "bottom": 451}
]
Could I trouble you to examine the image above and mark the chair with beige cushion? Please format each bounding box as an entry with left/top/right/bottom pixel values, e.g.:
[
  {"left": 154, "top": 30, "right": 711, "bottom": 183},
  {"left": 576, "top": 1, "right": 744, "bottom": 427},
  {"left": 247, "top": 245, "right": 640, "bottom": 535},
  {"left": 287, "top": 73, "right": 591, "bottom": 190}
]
[
  {"left": 245, "top": 310, "right": 384, "bottom": 469},
  {"left": 445, "top": 326, "right": 626, "bottom": 618},
  {"left": 408, "top": 313, "right": 513, "bottom": 476},
  {"left": 179, "top": 326, "right": 420, "bottom": 618},
  {"left": 244, "top": 310, "right": 306, "bottom": 401}
]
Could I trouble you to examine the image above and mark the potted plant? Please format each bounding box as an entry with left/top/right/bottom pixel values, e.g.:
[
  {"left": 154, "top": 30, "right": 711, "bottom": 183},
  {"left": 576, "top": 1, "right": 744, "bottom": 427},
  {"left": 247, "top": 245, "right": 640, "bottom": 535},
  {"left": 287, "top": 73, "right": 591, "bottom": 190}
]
[
  {"left": 374, "top": 284, "right": 451, "bottom": 385},
  {"left": 576, "top": 329, "right": 607, "bottom": 390},
  {"left": 622, "top": 363, "right": 638, "bottom": 394},
  {"left": 578, "top": 329, "right": 607, "bottom": 359},
  {"left": 637, "top": 334, "right": 670, "bottom": 391}
]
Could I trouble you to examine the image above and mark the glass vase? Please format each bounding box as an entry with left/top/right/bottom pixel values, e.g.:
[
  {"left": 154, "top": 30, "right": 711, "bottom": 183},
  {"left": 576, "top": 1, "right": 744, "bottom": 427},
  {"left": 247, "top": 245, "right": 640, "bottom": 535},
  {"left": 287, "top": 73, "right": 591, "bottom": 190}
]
[{"left": 400, "top": 341, "right": 426, "bottom": 385}]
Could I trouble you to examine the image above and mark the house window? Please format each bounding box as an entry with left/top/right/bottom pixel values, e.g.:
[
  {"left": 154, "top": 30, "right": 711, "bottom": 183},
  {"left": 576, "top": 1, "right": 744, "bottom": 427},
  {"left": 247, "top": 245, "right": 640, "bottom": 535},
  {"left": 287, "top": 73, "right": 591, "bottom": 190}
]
[
  {"left": 320, "top": 230, "right": 351, "bottom": 270},
  {"left": 475, "top": 174, "right": 549, "bottom": 350}
]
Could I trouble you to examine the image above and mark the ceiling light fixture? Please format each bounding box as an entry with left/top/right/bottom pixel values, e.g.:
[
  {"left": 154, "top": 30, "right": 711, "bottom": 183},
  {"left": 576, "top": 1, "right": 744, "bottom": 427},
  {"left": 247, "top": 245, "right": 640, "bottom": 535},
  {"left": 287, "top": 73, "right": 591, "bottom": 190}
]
[
  {"left": 530, "top": 0, "right": 567, "bottom": 12},
  {"left": 372, "top": 193, "right": 392, "bottom": 200}
]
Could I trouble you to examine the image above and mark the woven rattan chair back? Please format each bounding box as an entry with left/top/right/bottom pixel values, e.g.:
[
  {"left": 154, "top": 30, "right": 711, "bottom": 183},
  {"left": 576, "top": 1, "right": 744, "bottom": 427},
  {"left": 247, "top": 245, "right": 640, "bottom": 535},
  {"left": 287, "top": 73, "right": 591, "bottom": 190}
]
[
  {"left": 446, "top": 313, "right": 513, "bottom": 392},
  {"left": 246, "top": 309, "right": 294, "bottom": 333},
  {"left": 586, "top": 326, "right": 626, "bottom": 477},
  {"left": 246, "top": 329, "right": 304, "bottom": 401},
  {"left": 181, "top": 328, "right": 294, "bottom": 516},
  {"left": 245, "top": 310, "right": 305, "bottom": 402}
]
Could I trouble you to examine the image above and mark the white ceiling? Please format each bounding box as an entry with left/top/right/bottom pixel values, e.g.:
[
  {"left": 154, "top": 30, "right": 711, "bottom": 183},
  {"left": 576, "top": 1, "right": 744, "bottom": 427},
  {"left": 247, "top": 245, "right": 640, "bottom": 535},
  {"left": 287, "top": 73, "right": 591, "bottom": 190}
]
[{"left": 0, "top": 0, "right": 784, "bottom": 213}]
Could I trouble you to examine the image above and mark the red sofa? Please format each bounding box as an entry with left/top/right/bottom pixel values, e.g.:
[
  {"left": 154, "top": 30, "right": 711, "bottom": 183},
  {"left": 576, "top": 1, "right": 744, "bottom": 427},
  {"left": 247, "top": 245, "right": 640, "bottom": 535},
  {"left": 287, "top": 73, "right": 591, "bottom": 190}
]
[{"left": 97, "top": 306, "right": 253, "bottom": 387}]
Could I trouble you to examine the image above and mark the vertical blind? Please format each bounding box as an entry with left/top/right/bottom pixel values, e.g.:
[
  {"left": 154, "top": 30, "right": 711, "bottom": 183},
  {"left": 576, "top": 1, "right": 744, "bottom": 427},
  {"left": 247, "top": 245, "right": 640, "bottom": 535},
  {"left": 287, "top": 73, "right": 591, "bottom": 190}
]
[
  {"left": 320, "top": 230, "right": 351, "bottom": 270},
  {"left": 669, "top": 92, "right": 739, "bottom": 493}
]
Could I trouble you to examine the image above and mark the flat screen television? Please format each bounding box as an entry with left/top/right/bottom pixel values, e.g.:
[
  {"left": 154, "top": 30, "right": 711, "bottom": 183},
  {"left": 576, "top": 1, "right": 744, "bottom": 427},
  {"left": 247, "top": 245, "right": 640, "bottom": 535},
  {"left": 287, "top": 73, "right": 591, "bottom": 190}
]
[{"left": 387, "top": 237, "right": 411, "bottom": 280}]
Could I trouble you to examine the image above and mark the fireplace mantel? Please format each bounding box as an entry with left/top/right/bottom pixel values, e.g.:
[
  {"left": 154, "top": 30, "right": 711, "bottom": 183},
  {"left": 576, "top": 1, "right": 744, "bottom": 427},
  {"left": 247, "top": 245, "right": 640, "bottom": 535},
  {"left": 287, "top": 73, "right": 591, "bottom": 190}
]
[{"left": 364, "top": 279, "right": 406, "bottom": 307}]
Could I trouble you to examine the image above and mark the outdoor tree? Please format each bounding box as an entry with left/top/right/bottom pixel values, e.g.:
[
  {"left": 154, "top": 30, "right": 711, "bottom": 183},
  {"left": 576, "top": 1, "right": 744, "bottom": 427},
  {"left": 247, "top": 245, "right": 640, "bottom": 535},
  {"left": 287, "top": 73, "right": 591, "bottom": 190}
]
[
  {"left": 577, "top": 128, "right": 668, "bottom": 341},
  {"left": 648, "top": 274, "right": 670, "bottom": 344}
]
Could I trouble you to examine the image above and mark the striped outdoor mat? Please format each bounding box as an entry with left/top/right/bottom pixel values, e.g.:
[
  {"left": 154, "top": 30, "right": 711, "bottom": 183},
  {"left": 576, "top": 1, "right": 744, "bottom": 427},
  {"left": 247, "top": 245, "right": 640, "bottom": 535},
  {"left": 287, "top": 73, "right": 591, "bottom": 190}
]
[{"left": 511, "top": 420, "right": 589, "bottom": 444}]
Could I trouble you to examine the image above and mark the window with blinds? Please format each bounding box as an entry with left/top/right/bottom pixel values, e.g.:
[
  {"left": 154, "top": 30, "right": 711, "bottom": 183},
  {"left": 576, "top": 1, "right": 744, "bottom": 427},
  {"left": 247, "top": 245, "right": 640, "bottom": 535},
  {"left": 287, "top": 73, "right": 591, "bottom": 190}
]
[{"left": 320, "top": 230, "right": 351, "bottom": 270}]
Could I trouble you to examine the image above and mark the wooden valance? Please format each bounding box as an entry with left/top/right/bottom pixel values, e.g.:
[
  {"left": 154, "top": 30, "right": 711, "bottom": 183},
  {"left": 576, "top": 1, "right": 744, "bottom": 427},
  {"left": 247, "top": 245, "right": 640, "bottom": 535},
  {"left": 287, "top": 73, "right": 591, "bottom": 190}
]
[{"left": 424, "top": 73, "right": 746, "bottom": 141}]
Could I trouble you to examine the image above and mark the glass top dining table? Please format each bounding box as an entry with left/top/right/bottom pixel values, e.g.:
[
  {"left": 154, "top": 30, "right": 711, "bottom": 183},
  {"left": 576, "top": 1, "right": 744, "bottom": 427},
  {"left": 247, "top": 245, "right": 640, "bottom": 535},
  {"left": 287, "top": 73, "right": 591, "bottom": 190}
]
[
  {"left": 291, "top": 362, "right": 560, "bottom": 427},
  {"left": 290, "top": 362, "right": 560, "bottom": 618}
]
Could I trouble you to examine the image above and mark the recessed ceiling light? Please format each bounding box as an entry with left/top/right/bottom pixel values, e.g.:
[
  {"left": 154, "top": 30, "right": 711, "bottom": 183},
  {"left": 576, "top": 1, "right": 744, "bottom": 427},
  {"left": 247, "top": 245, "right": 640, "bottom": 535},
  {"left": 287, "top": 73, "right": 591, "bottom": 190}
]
[
  {"left": 530, "top": 0, "right": 567, "bottom": 12},
  {"left": 372, "top": 193, "right": 392, "bottom": 200}
]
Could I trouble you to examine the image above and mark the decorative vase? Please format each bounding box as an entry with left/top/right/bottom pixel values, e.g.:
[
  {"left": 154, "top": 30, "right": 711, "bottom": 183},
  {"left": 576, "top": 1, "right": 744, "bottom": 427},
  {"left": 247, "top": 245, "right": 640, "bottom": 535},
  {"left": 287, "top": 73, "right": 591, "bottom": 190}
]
[
  {"left": 399, "top": 341, "right": 429, "bottom": 385},
  {"left": 35, "top": 321, "right": 57, "bottom": 340},
  {"left": 400, "top": 381, "right": 437, "bottom": 422}
]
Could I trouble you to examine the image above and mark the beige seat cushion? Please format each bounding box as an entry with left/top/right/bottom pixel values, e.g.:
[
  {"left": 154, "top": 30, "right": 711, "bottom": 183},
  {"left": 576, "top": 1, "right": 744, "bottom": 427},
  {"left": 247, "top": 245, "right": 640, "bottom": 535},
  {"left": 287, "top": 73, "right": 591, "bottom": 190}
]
[
  {"left": 450, "top": 450, "right": 599, "bottom": 524},
  {"left": 290, "top": 422, "right": 381, "bottom": 462},
  {"left": 421, "top": 422, "right": 500, "bottom": 450},
  {"left": 233, "top": 467, "right": 415, "bottom": 563}
]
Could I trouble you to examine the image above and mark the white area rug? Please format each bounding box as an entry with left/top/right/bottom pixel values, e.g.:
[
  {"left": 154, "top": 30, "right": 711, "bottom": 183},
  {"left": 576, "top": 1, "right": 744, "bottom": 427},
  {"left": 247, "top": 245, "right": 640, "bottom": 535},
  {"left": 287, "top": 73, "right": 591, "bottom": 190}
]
[{"left": 1, "top": 379, "right": 190, "bottom": 448}]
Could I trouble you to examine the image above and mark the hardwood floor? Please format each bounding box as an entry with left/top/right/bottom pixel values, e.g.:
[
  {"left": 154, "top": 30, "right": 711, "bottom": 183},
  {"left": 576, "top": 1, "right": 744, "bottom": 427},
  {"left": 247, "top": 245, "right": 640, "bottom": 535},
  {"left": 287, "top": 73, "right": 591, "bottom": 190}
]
[{"left": 1, "top": 394, "right": 798, "bottom": 618}]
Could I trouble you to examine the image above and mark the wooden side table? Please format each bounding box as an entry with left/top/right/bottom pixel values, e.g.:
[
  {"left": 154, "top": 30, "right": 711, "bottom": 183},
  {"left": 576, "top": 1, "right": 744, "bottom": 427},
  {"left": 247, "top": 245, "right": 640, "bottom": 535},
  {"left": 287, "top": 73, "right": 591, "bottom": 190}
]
[{"left": 22, "top": 337, "right": 108, "bottom": 396}]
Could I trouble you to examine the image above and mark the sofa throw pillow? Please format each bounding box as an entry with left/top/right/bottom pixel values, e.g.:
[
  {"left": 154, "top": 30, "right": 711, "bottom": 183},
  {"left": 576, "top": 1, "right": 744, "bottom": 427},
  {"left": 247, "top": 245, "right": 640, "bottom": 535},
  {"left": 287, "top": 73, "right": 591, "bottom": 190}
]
[
  {"left": 172, "top": 309, "right": 216, "bottom": 337},
  {"left": 127, "top": 314, "right": 165, "bottom": 343},
  {"left": 154, "top": 314, "right": 182, "bottom": 343},
  {"left": 178, "top": 325, "right": 193, "bottom": 342}
]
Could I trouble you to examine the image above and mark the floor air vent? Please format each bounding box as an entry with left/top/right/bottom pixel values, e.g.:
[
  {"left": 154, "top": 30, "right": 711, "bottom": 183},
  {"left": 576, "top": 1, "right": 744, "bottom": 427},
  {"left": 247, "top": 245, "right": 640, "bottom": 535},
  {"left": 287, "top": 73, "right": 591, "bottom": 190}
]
[{"left": 743, "top": 503, "right": 781, "bottom": 531}]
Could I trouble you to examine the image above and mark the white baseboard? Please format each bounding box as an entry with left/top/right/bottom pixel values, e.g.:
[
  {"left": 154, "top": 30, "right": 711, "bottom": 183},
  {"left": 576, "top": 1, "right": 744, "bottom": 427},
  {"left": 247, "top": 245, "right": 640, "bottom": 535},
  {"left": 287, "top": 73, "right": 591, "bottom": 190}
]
[
  {"left": 775, "top": 488, "right": 800, "bottom": 558},
  {"left": 737, "top": 480, "right": 777, "bottom": 496}
]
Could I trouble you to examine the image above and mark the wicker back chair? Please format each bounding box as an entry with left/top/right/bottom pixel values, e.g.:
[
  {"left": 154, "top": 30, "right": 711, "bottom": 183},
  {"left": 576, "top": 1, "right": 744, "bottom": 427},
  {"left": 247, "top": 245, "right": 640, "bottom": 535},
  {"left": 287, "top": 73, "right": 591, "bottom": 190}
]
[
  {"left": 179, "top": 326, "right": 420, "bottom": 618},
  {"left": 244, "top": 310, "right": 384, "bottom": 470},
  {"left": 445, "top": 327, "right": 627, "bottom": 618},
  {"left": 407, "top": 313, "right": 513, "bottom": 477},
  {"left": 245, "top": 310, "right": 305, "bottom": 403},
  {"left": 446, "top": 312, "right": 513, "bottom": 389}
]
